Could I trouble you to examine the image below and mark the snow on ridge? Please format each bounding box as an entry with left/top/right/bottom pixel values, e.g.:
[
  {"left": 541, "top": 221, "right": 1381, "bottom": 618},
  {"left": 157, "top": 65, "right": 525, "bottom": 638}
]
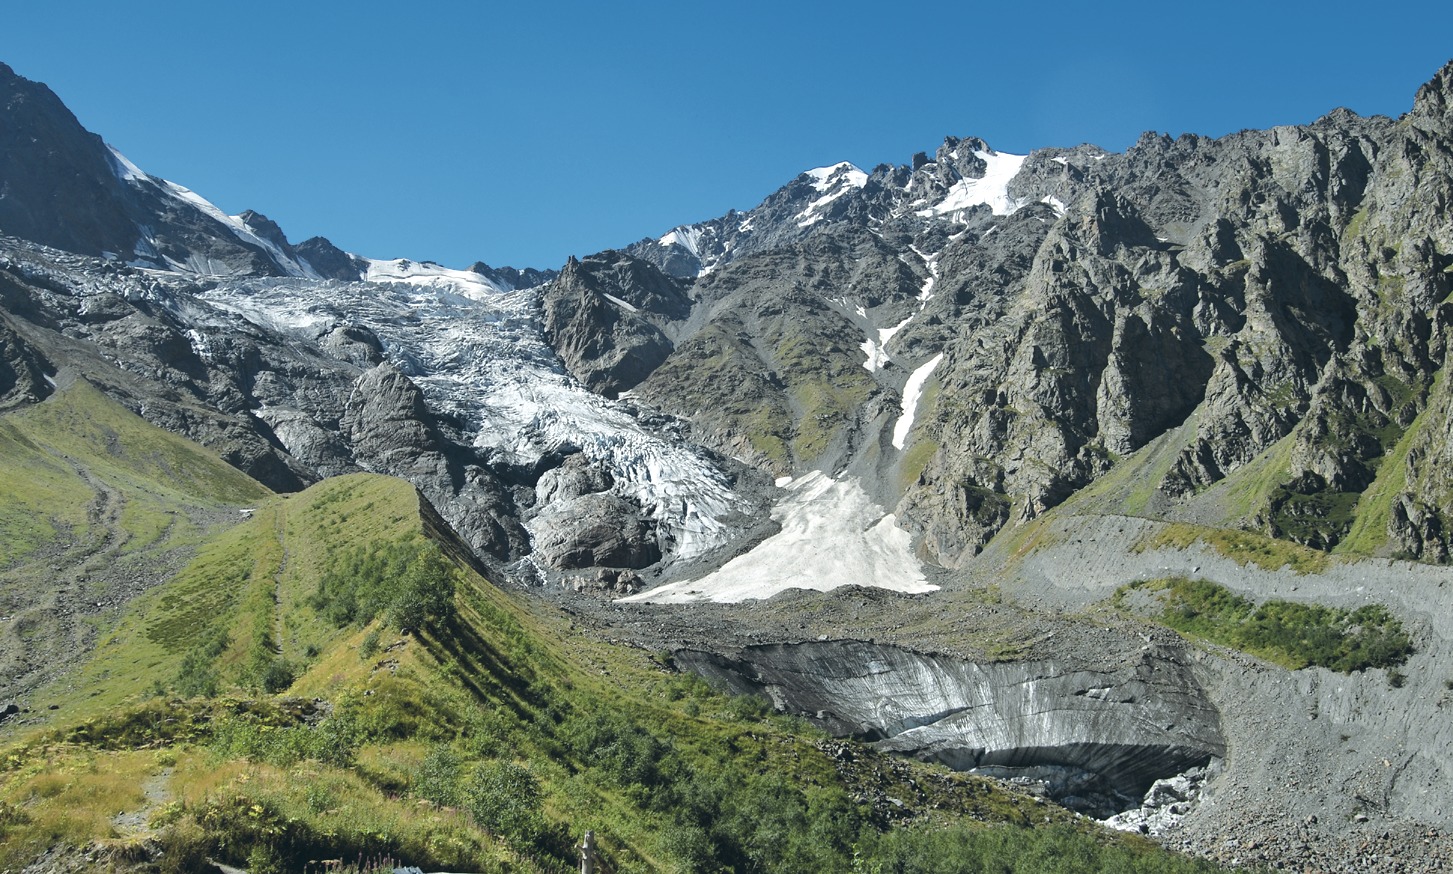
[
  {"left": 107, "top": 145, "right": 148, "bottom": 182},
  {"left": 620, "top": 471, "right": 937, "bottom": 604},
  {"left": 892, "top": 353, "right": 944, "bottom": 449},
  {"left": 658, "top": 225, "right": 704, "bottom": 259},
  {"left": 804, "top": 161, "right": 868, "bottom": 192},
  {"left": 103, "top": 145, "right": 320, "bottom": 279},
  {"left": 916, "top": 150, "right": 1027, "bottom": 219},
  {"left": 363, "top": 258, "right": 507, "bottom": 300},
  {"left": 796, "top": 162, "right": 869, "bottom": 228}
]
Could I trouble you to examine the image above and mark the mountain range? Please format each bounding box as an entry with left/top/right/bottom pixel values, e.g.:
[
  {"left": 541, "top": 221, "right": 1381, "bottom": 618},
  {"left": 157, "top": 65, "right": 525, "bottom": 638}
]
[{"left": 4, "top": 57, "right": 1453, "bottom": 872}]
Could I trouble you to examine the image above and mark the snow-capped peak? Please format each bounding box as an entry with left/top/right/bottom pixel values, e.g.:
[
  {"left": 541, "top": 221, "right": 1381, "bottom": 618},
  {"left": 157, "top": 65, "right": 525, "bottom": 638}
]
[
  {"left": 106, "top": 145, "right": 321, "bottom": 279},
  {"left": 804, "top": 161, "right": 868, "bottom": 192},
  {"left": 796, "top": 162, "right": 868, "bottom": 228},
  {"left": 658, "top": 225, "right": 704, "bottom": 259}
]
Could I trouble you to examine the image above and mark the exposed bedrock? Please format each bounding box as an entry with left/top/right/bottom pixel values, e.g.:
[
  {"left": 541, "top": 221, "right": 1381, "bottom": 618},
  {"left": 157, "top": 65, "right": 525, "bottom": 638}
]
[{"left": 676, "top": 639, "right": 1225, "bottom": 816}]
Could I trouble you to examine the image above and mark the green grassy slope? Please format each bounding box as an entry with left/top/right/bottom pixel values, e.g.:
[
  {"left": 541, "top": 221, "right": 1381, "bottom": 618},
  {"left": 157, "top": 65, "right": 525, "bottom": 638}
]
[
  {"left": 1, "top": 466, "right": 1228, "bottom": 874},
  {"left": 0, "top": 378, "right": 271, "bottom": 707}
]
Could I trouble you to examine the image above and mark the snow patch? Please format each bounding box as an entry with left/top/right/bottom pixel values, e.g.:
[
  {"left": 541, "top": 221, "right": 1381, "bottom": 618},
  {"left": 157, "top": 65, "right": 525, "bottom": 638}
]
[
  {"left": 621, "top": 472, "right": 937, "bottom": 603},
  {"left": 892, "top": 353, "right": 944, "bottom": 449},
  {"left": 602, "top": 293, "right": 638, "bottom": 313},
  {"left": 861, "top": 314, "right": 913, "bottom": 372},
  {"left": 659, "top": 225, "right": 704, "bottom": 260},
  {"left": 916, "top": 150, "right": 1027, "bottom": 219},
  {"left": 1042, "top": 195, "right": 1068, "bottom": 216},
  {"left": 804, "top": 162, "right": 868, "bottom": 192}
]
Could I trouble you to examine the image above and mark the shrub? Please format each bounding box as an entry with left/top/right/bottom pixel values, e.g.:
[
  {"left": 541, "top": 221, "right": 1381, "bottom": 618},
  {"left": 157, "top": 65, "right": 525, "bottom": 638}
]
[
  {"left": 415, "top": 744, "right": 464, "bottom": 807},
  {"left": 175, "top": 629, "right": 231, "bottom": 697},
  {"left": 260, "top": 658, "right": 297, "bottom": 694},
  {"left": 313, "top": 539, "right": 457, "bottom": 631},
  {"left": 466, "top": 761, "right": 546, "bottom": 845}
]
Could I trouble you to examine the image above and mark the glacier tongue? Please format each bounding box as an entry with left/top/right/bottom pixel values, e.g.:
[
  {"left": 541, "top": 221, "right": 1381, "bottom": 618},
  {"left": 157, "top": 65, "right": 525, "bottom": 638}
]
[{"left": 200, "top": 275, "right": 751, "bottom": 562}]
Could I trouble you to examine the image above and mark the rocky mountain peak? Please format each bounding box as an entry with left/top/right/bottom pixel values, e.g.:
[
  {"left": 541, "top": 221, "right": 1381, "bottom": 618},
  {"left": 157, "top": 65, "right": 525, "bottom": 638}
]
[
  {"left": 0, "top": 62, "right": 138, "bottom": 258},
  {"left": 1410, "top": 58, "right": 1453, "bottom": 133},
  {"left": 293, "top": 236, "right": 366, "bottom": 281},
  {"left": 237, "top": 210, "right": 292, "bottom": 252}
]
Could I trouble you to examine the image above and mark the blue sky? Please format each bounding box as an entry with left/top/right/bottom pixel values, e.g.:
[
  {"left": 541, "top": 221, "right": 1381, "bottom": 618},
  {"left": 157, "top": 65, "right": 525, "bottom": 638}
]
[{"left": 4, "top": 2, "right": 1451, "bottom": 270}]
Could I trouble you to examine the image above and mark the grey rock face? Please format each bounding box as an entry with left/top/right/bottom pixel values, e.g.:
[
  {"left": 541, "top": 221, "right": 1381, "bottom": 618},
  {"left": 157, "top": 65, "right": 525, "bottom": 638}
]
[
  {"left": 469, "top": 261, "right": 557, "bottom": 291},
  {"left": 343, "top": 362, "right": 527, "bottom": 559},
  {"left": 531, "top": 491, "right": 661, "bottom": 569},
  {"left": 541, "top": 252, "right": 690, "bottom": 397},
  {"left": 294, "top": 236, "right": 369, "bottom": 281},
  {"left": 0, "top": 317, "right": 52, "bottom": 411},
  {"left": 0, "top": 63, "right": 331, "bottom": 279},
  {"left": 528, "top": 452, "right": 662, "bottom": 570},
  {"left": 677, "top": 639, "right": 1224, "bottom": 816},
  {"left": 0, "top": 63, "right": 142, "bottom": 260}
]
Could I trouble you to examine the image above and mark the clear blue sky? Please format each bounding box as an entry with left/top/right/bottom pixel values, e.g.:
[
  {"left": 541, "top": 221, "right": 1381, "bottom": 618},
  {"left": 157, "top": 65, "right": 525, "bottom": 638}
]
[{"left": 4, "top": 1, "right": 1450, "bottom": 271}]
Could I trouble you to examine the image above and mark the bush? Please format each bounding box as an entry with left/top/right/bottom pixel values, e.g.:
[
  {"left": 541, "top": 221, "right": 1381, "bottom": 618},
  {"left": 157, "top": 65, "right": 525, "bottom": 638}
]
[
  {"left": 562, "top": 710, "right": 668, "bottom": 789},
  {"left": 313, "top": 539, "right": 457, "bottom": 631},
  {"left": 175, "top": 628, "right": 231, "bottom": 697},
  {"left": 466, "top": 761, "right": 546, "bottom": 845},
  {"left": 414, "top": 744, "right": 463, "bottom": 807},
  {"left": 260, "top": 658, "right": 297, "bottom": 694}
]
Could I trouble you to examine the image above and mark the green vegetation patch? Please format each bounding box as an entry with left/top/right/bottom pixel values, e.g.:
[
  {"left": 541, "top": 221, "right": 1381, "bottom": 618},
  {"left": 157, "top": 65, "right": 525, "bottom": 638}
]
[
  {"left": 858, "top": 820, "right": 1224, "bottom": 874},
  {"left": 1113, "top": 576, "right": 1412, "bottom": 671},
  {"left": 1138, "top": 522, "right": 1330, "bottom": 574},
  {"left": 0, "top": 379, "right": 268, "bottom": 565}
]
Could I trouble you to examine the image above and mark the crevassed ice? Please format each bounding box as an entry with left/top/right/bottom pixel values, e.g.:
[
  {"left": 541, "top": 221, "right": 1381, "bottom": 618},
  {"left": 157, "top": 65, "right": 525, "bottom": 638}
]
[{"left": 199, "top": 276, "right": 752, "bottom": 561}]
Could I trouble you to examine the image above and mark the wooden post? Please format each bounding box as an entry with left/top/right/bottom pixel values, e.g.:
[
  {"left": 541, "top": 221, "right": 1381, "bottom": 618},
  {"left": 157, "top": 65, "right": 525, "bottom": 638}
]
[{"left": 580, "top": 830, "right": 597, "bottom": 874}]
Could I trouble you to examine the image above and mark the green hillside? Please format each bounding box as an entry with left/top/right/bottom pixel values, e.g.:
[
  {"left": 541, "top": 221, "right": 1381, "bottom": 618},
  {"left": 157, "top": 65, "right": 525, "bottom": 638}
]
[
  {"left": 0, "top": 392, "right": 1228, "bottom": 873},
  {"left": 0, "top": 377, "right": 272, "bottom": 711}
]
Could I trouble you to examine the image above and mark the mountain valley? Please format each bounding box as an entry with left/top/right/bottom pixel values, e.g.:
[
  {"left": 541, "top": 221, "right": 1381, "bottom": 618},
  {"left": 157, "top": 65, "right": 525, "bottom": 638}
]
[{"left": 3, "top": 57, "right": 1453, "bottom": 872}]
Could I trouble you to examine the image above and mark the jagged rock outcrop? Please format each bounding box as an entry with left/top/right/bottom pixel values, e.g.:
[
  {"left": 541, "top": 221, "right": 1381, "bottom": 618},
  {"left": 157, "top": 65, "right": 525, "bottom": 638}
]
[
  {"left": 0, "top": 64, "right": 307, "bottom": 277},
  {"left": 676, "top": 639, "right": 1225, "bottom": 816},
  {"left": 527, "top": 451, "right": 663, "bottom": 569},
  {"left": 469, "top": 261, "right": 556, "bottom": 291},
  {"left": 343, "top": 362, "right": 526, "bottom": 559},
  {"left": 0, "top": 318, "right": 51, "bottom": 410},
  {"left": 293, "top": 236, "right": 367, "bottom": 281},
  {"left": 540, "top": 251, "right": 691, "bottom": 397}
]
